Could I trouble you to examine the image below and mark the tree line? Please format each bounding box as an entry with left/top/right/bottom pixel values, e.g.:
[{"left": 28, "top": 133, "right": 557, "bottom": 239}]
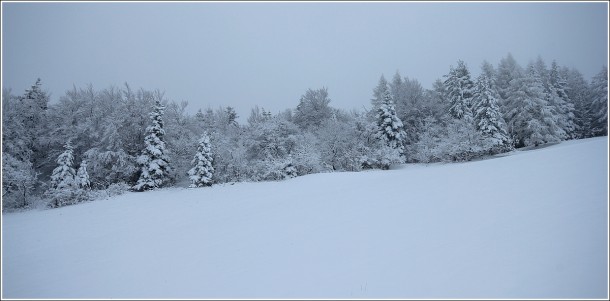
[{"left": 2, "top": 53, "right": 607, "bottom": 210}]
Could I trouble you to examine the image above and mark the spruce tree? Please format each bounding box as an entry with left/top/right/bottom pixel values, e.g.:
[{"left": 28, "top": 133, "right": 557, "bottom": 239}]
[
  {"left": 548, "top": 61, "right": 576, "bottom": 139},
  {"left": 371, "top": 75, "right": 390, "bottom": 111},
  {"left": 444, "top": 60, "right": 475, "bottom": 120},
  {"left": 75, "top": 160, "right": 91, "bottom": 190},
  {"left": 562, "top": 67, "right": 592, "bottom": 139},
  {"left": 376, "top": 89, "right": 407, "bottom": 158},
  {"left": 50, "top": 142, "right": 76, "bottom": 190},
  {"left": 226, "top": 106, "right": 238, "bottom": 126},
  {"left": 188, "top": 132, "right": 215, "bottom": 188},
  {"left": 505, "top": 64, "right": 562, "bottom": 147},
  {"left": 496, "top": 53, "right": 522, "bottom": 102},
  {"left": 589, "top": 66, "right": 608, "bottom": 137},
  {"left": 47, "top": 141, "right": 82, "bottom": 208},
  {"left": 133, "top": 100, "right": 171, "bottom": 191},
  {"left": 472, "top": 74, "right": 511, "bottom": 151}
]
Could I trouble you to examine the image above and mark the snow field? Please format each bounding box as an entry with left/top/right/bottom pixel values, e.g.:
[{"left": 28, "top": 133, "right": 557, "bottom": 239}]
[{"left": 2, "top": 137, "right": 608, "bottom": 298}]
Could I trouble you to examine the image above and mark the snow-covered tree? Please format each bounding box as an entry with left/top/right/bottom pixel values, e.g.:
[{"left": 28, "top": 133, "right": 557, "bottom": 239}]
[
  {"left": 371, "top": 75, "right": 390, "bottom": 111},
  {"left": 548, "top": 60, "right": 576, "bottom": 139},
  {"left": 472, "top": 73, "right": 511, "bottom": 151},
  {"left": 389, "top": 72, "right": 426, "bottom": 148},
  {"left": 589, "top": 66, "right": 608, "bottom": 137},
  {"left": 75, "top": 160, "right": 91, "bottom": 190},
  {"left": 480, "top": 60, "right": 496, "bottom": 81},
  {"left": 50, "top": 142, "right": 76, "bottom": 190},
  {"left": 562, "top": 67, "right": 592, "bottom": 138},
  {"left": 188, "top": 133, "right": 215, "bottom": 188},
  {"left": 46, "top": 141, "right": 91, "bottom": 208},
  {"left": 505, "top": 64, "right": 563, "bottom": 147},
  {"left": 2, "top": 153, "right": 38, "bottom": 210},
  {"left": 444, "top": 60, "right": 475, "bottom": 120},
  {"left": 316, "top": 117, "right": 364, "bottom": 171},
  {"left": 293, "top": 87, "right": 333, "bottom": 131},
  {"left": 496, "top": 53, "right": 522, "bottom": 102},
  {"left": 376, "top": 89, "right": 407, "bottom": 159},
  {"left": 13, "top": 79, "right": 52, "bottom": 177},
  {"left": 133, "top": 99, "right": 171, "bottom": 191},
  {"left": 225, "top": 106, "right": 238, "bottom": 127},
  {"left": 412, "top": 115, "right": 490, "bottom": 163}
]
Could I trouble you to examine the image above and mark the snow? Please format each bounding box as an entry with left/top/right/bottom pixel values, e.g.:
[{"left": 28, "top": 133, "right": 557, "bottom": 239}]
[{"left": 2, "top": 137, "right": 608, "bottom": 299}]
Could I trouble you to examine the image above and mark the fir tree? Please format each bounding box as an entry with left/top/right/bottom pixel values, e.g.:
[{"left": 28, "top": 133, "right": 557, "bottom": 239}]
[
  {"left": 50, "top": 142, "right": 76, "bottom": 190},
  {"left": 548, "top": 60, "right": 576, "bottom": 139},
  {"left": 562, "top": 67, "right": 592, "bottom": 139},
  {"left": 226, "top": 106, "right": 238, "bottom": 126},
  {"left": 18, "top": 78, "right": 51, "bottom": 174},
  {"left": 371, "top": 75, "right": 390, "bottom": 111},
  {"left": 47, "top": 141, "right": 85, "bottom": 208},
  {"left": 496, "top": 53, "right": 522, "bottom": 102},
  {"left": 505, "top": 64, "right": 563, "bottom": 147},
  {"left": 444, "top": 60, "right": 475, "bottom": 120},
  {"left": 75, "top": 160, "right": 91, "bottom": 190},
  {"left": 472, "top": 74, "right": 511, "bottom": 151},
  {"left": 376, "top": 89, "right": 407, "bottom": 158},
  {"left": 188, "top": 132, "right": 215, "bottom": 188},
  {"left": 133, "top": 100, "right": 171, "bottom": 191},
  {"left": 589, "top": 66, "right": 608, "bottom": 137}
]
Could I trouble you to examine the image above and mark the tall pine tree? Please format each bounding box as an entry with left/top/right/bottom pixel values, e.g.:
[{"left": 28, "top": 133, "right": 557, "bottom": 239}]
[{"left": 133, "top": 100, "right": 171, "bottom": 191}]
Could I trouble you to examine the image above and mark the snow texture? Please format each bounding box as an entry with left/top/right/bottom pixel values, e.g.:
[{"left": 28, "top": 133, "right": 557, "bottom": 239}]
[{"left": 2, "top": 137, "right": 608, "bottom": 299}]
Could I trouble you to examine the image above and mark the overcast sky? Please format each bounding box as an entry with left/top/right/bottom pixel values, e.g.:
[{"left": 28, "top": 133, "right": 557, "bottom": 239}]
[{"left": 2, "top": 2, "right": 608, "bottom": 121}]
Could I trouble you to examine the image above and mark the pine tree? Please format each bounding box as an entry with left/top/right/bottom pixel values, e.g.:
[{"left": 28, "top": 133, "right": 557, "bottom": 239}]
[
  {"left": 188, "top": 132, "right": 215, "bottom": 188},
  {"left": 376, "top": 89, "right": 407, "bottom": 158},
  {"left": 75, "top": 160, "right": 91, "bottom": 190},
  {"left": 50, "top": 142, "right": 76, "bottom": 190},
  {"left": 444, "top": 60, "right": 475, "bottom": 120},
  {"left": 589, "top": 66, "right": 608, "bottom": 137},
  {"left": 472, "top": 73, "right": 511, "bottom": 151},
  {"left": 133, "top": 100, "right": 171, "bottom": 191}
]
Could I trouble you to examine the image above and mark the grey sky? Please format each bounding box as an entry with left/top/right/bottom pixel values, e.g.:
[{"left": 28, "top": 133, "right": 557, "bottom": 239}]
[{"left": 2, "top": 2, "right": 608, "bottom": 121}]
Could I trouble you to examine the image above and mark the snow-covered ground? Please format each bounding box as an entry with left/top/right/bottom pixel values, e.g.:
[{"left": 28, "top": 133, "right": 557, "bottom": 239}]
[{"left": 2, "top": 137, "right": 608, "bottom": 299}]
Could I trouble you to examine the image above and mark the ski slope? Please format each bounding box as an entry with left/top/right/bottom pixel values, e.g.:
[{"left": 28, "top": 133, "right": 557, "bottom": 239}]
[{"left": 2, "top": 137, "right": 608, "bottom": 299}]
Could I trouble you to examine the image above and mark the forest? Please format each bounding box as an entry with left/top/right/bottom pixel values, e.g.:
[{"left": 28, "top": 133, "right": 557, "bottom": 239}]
[{"left": 2, "top": 53, "right": 608, "bottom": 211}]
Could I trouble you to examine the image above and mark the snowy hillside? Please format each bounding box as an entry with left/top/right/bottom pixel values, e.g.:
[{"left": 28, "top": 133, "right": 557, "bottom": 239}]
[{"left": 2, "top": 137, "right": 608, "bottom": 299}]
